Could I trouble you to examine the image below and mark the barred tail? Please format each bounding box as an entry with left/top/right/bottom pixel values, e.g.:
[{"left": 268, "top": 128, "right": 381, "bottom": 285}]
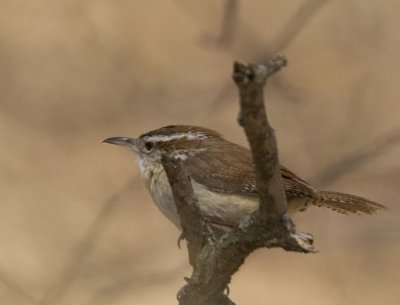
[{"left": 313, "top": 191, "right": 388, "bottom": 215}]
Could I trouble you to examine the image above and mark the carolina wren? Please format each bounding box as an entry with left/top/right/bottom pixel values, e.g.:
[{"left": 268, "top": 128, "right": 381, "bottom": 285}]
[{"left": 103, "top": 125, "right": 386, "bottom": 230}]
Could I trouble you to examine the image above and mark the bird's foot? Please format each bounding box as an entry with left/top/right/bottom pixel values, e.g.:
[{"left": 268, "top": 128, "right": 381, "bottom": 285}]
[{"left": 177, "top": 232, "right": 186, "bottom": 249}]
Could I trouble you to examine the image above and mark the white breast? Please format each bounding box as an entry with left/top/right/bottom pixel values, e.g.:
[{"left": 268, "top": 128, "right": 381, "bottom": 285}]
[{"left": 141, "top": 165, "right": 259, "bottom": 229}]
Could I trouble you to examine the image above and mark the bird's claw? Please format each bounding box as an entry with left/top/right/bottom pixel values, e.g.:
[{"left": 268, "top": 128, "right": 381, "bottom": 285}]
[{"left": 177, "top": 232, "right": 185, "bottom": 249}]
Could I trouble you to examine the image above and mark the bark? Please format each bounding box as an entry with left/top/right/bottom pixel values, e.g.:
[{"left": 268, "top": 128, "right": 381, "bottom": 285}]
[{"left": 161, "top": 54, "right": 314, "bottom": 305}]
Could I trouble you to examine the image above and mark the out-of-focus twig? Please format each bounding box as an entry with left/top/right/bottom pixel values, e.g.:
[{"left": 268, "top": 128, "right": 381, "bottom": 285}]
[
  {"left": 270, "top": 0, "right": 332, "bottom": 53},
  {"left": 311, "top": 128, "right": 400, "bottom": 187},
  {"left": 205, "top": 0, "right": 332, "bottom": 115},
  {"left": 85, "top": 263, "right": 188, "bottom": 305},
  {"left": 35, "top": 179, "right": 134, "bottom": 305},
  {"left": 217, "top": 0, "right": 239, "bottom": 47},
  {"left": 0, "top": 267, "right": 34, "bottom": 304}
]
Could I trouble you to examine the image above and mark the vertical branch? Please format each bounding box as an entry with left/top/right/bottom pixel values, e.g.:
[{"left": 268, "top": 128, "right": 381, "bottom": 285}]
[
  {"left": 161, "top": 155, "right": 211, "bottom": 266},
  {"left": 161, "top": 54, "right": 313, "bottom": 305},
  {"left": 234, "top": 56, "right": 288, "bottom": 218}
]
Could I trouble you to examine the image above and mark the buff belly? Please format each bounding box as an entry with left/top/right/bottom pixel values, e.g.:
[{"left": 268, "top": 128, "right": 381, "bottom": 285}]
[{"left": 146, "top": 169, "right": 260, "bottom": 228}]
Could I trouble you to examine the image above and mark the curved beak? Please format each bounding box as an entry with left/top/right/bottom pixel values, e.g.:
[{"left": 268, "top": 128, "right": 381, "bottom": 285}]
[{"left": 103, "top": 137, "right": 138, "bottom": 150}]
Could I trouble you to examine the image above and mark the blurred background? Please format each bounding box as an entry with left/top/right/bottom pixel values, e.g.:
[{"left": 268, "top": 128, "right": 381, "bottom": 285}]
[{"left": 1, "top": 0, "right": 399, "bottom": 304}]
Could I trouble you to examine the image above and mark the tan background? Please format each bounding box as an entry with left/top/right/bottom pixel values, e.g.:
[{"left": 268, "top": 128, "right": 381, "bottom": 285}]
[{"left": 1, "top": 1, "right": 399, "bottom": 304}]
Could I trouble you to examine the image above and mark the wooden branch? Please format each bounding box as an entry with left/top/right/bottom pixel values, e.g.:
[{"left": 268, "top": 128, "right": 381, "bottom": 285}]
[
  {"left": 232, "top": 55, "right": 314, "bottom": 251},
  {"left": 161, "top": 155, "right": 212, "bottom": 267},
  {"left": 162, "top": 156, "right": 234, "bottom": 305},
  {"left": 234, "top": 55, "right": 288, "bottom": 218},
  {"left": 161, "top": 54, "right": 314, "bottom": 305}
]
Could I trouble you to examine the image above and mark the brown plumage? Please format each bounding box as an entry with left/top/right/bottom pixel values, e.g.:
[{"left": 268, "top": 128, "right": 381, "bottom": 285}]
[
  {"left": 105, "top": 125, "right": 387, "bottom": 229},
  {"left": 143, "top": 125, "right": 387, "bottom": 216}
]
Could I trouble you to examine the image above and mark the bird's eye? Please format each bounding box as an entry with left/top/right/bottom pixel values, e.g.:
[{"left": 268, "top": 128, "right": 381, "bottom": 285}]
[{"left": 144, "top": 141, "right": 154, "bottom": 152}]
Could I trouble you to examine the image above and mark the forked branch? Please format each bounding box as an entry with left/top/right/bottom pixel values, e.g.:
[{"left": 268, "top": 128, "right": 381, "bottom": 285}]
[{"left": 161, "top": 54, "right": 314, "bottom": 305}]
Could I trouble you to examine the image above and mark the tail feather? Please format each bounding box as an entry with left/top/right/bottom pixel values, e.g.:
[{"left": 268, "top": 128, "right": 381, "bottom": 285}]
[{"left": 313, "top": 191, "right": 388, "bottom": 215}]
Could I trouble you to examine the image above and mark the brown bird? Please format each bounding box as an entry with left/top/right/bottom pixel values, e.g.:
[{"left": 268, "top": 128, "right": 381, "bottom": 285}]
[{"left": 104, "top": 125, "right": 387, "bottom": 230}]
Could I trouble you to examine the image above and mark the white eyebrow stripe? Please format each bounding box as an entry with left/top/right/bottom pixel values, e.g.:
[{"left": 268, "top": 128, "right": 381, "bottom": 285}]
[
  {"left": 170, "top": 148, "right": 207, "bottom": 160},
  {"left": 144, "top": 132, "right": 208, "bottom": 142}
]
